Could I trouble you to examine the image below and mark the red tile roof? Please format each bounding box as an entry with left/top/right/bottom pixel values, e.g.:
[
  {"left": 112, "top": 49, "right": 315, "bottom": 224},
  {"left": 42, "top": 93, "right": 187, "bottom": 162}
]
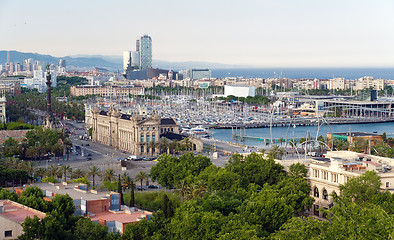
[
  {"left": 0, "top": 130, "right": 29, "bottom": 144},
  {"left": 0, "top": 200, "right": 46, "bottom": 223}
]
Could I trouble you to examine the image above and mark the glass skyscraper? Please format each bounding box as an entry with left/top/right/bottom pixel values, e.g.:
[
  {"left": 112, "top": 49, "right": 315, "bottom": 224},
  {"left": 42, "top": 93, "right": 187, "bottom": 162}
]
[{"left": 139, "top": 35, "right": 152, "bottom": 70}]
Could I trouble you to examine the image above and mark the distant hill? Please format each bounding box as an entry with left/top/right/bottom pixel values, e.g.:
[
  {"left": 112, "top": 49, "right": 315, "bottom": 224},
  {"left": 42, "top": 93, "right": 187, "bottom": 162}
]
[
  {"left": 0, "top": 51, "right": 122, "bottom": 71},
  {"left": 0, "top": 51, "right": 249, "bottom": 72}
]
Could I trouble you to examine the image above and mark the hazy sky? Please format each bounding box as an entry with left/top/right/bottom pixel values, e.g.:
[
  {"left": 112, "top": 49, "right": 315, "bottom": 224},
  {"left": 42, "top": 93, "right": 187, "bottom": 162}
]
[{"left": 1, "top": 0, "right": 393, "bottom": 67}]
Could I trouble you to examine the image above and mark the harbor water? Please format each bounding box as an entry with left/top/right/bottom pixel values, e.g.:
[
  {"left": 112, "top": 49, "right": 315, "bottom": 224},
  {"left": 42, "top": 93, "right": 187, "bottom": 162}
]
[{"left": 210, "top": 122, "right": 394, "bottom": 148}]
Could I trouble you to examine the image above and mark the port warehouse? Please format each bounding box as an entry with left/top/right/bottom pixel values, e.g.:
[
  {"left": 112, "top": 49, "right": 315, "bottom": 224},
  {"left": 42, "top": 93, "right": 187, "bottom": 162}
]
[{"left": 315, "top": 99, "right": 394, "bottom": 118}]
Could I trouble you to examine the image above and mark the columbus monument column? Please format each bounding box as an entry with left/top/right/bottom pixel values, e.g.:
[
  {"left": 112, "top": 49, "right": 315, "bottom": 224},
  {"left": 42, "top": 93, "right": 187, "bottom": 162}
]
[{"left": 43, "top": 64, "right": 55, "bottom": 129}]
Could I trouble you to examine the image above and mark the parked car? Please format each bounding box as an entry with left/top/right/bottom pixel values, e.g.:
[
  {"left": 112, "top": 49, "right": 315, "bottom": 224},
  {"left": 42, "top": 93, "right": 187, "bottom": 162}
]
[
  {"left": 136, "top": 186, "right": 146, "bottom": 191},
  {"left": 148, "top": 185, "right": 159, "bottom": 189},
  {"left": 87, "top": 153, "right": 92, "bottom": 156},
  {"left": 86, "top": 157, "right": 92, "bottom": 161}
]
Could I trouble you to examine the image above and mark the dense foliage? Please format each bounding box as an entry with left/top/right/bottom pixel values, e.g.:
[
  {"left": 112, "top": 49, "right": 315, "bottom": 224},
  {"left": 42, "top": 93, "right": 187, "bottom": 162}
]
[
  {"left": 0, "top": 152, "right": 391, "bottom": 239},
  {"left": 0, "top": 165, "right": 29, "bottom": 186},
  {"left": 217, "top": 95, "right": 270, "bottom": 105},
  {"left": 6, "top": 76, "right": 88, "bottom": 122},
  {"left": 129, "top": 152, "right": 313, "bottom": 239},
  {"left": 1, "top": 127, "right": 72, "bottom": 160}
]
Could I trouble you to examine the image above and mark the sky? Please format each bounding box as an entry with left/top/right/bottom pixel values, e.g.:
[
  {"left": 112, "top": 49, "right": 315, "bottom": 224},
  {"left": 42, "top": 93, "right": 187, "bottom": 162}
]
[{"left": 1, "top": 0, "right": 394, "bottom": 67}]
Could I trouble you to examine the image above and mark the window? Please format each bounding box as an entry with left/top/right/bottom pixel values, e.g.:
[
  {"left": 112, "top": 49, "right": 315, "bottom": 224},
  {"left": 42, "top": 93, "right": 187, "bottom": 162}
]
[
  {"left": 4, "top": 230, "right": 12, "bottom": 237},
  {"left": 332, "top": 174, "right": 337, "bottom": 183},
  {"left": 314, "top": 187, "right": 319, "bottom": 197},
  {"left": 386, "top": 182, "right": 390, "bottom": 188},
  {"left": 314, "top": 205, "right": 319, "bottom": 216},
  {"left": 161, "top": 129, "right": 163, "bottom": 133},
  {"left": 147, "top": 127, "right": 149, "bottom": 131},
  {"left": 171, "top": 128, "right": 173, "bottom": 132},
  {"left": 152, "top": 134, "right": 155, "bottom": 142},
  {"left": 193, "top": 144, "right": 196, "bottom": 151},
  {"left": 146, "top": 135, "right": 150, "bottom": 142},
  {"left": 322, "top": 189, "right": 328, "bottom": 200},
  {"left": 140, "top": 134, "right": 144, "bottom": 142},
  {"left": 141, "top": 146, "right": 144, "bottom": 153}
]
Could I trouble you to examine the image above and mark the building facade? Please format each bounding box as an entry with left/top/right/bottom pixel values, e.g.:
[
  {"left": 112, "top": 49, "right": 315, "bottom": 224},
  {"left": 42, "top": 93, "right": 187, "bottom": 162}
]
[
  {"left": 0, "top": 97, "right": 6, "bottom": 123},
  {"left": 70, "top": 85, "right": 144, "bottom": 98},
  {"left": 224, "top": 85, "right": 255, "bottom": 98},
  {"left": 89, "top": 107, "right": 179, "bottom": 156}
]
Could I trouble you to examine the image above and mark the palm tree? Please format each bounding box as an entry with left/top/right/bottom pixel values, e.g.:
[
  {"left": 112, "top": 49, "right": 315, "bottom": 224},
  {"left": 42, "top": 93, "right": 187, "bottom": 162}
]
[
  {"left": 10, "top": 158, "right": 22, "bottom": 169},
  {"left": 121, "top": 172, "right": 133, "bottom": 190},
  {"left": 182, "top": 138, "right": 193, "bottom": 153},
  {"left": 35, "top": 167, "right": 46, "bottom": 180},
  {"left": 135, "top": 171, "right": 148, "bottom": 190},
  {"left": 59, "top": 165, "right": 71, "bottom": 182},
  {"left": 104, "top": 169, "right": 115, "bottom": 182},
  {"left": 63, "top": 138, "right": 73, "bottom": 160},
  {"left": 147, "top": 141, "right": 156, "bottom": 155},
  {"left": 178, "top": 180, "right": 191, "bottom": 201},
  {"left": 26, "top": 147, "right": 36, "bottom": 161},
  {"left": 159, "top": 138, "right": 169, "bottom": 154},
  {"left": 169, "top": 140, "right": 179, "bottom": 154},
  {"left": 191, "top": 181, "right": 206, "bottom": 199},
  {"left": 72, "top": 168, "right": 85, "bottom": 179},
  {"left": 278, "top": 138, "right": 285, "bottom": 147},
  {"left": 48, "top": 164, "right": 58, "bottom": 177},
  {"left": 88, "top": 166, "right": 100, "bottom": 187},
  {"left": 22, "top": 161, "right": 34, "bottom": 182}
]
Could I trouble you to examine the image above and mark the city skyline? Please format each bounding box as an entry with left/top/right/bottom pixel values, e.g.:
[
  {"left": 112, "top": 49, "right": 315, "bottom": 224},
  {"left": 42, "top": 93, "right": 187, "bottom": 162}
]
[{"left": 1, "top": 0, "right": 394, "bottom": 67}]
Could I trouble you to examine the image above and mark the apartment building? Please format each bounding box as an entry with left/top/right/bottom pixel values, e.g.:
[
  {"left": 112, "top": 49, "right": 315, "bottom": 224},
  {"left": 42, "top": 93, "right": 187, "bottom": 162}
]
[{"left": 70, "top": 85, "right": 144, "bottom": 98}]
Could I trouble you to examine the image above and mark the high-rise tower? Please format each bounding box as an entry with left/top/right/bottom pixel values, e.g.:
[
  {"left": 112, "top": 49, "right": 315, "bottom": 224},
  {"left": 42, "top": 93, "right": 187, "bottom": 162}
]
[
  {"left": 139, "top": 35, "right": 152, "bottom": 70},
  {"left": 123, "top": 51, "right": 131, "bottom": 73}
]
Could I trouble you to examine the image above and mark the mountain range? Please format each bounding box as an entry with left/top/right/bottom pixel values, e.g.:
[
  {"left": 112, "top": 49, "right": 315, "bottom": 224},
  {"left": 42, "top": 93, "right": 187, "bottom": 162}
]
[{"left": 0, "top": 51, "right": 245, "bottom": 72}]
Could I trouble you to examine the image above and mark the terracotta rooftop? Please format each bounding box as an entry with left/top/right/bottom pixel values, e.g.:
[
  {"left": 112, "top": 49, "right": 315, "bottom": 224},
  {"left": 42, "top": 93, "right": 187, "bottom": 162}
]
[
  {"left": 0, "top": 130, "right": 29, "bottom": 144},
  {"left": 0, "top": 200, "right": 46, "bottom": 223}
]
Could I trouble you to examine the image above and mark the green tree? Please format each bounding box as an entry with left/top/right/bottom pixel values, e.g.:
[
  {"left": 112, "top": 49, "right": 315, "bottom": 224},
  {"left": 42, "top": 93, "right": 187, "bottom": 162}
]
[
  {"left": 73, "top": 217, "right": 111, "bottom": 240},
  {"left": 288, "top": 163, "right": 308, "bottom": 178},
  {"left": 225, "top": 152, "right": 285, "bottom": 187},
  {"left": 51, "top": 193, "right": 75, "bottom": 216},
  {"left": 103, "top": 168, "right": 115, "bottom": 182},
  {"left": 150, "top": 153, "right": 212, "bottom": 189},
  {"left": 338, "top": 170, "right": 382, "bottom": 204},
  {"left": 59, "top": 165, "right": 71, "bottom": 182},
  {"left": 88, "top": 166, "right": 100, "bottom": 187},
  {"left": 135, "top": 171, "right": 148, "bottom": 189},
  {"left": 47, "top": 164, "right": 59, "bottom": 177},
  {"left": 117, "top": 174, "right": 124, "bottom": 205},
  {"left": 71, "top": 168, "right": 85, "bottom": 179}
]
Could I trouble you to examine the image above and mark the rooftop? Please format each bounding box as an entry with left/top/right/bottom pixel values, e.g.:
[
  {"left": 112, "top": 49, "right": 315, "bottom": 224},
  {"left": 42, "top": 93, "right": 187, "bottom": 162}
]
[
  {"left": 33, "top": 183, "right": 118, "bottom": 201},
  {"left": 90, "top": 209, "right": 152, "bottom": 224},
  {"left": 0, "top": 130, "right": 29, "bottom": 144},
  {"left": 0, "top": 200, "right": 46, "bottom": 223},
  {"left": 331, "top": 132, "right": 380, "bottom": 137}
]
